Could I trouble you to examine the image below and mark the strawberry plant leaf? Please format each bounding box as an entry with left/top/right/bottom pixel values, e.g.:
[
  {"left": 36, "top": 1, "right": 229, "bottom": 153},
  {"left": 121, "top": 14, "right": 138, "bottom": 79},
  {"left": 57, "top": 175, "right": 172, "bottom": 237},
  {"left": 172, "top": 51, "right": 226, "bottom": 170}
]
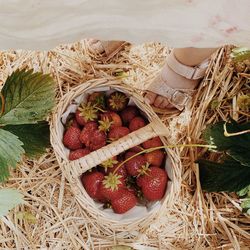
[
  {"left": 203, "top": 120, "right": 250, "bottom": 167},
  {"left": 198, "top": 157, "right": 250, "bottom": 192},
  {"left": 0, "top": 69, "right": 55, "bottom": 126},
  {"left": 237, "top": 185, "right": 250, "bottom": 197},
  {"left": 0, "top": 188, "right": 23, "bottom": 217},
  {"left": 3, "top": 121, "right": 50, "bottom": 158},
  {"left": 0, "top": 129, "right": 24, "bottom": 182}
]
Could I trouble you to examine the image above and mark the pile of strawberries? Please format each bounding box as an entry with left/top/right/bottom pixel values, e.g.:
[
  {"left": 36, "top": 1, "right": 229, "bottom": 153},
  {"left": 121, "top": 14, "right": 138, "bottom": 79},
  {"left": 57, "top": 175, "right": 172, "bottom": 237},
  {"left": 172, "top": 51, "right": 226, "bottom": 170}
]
[{"left": 63, "top": 91, "right": 168, "bottom": 214}]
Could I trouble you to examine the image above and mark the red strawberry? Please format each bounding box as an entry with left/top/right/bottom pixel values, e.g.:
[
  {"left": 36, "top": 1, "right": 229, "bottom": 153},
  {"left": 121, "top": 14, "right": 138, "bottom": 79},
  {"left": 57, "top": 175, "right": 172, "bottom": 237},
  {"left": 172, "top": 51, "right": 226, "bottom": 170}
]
[
  {"left": 125, "top": 151, "right": 147, "bottom": 176},
  {"left": 145, "top": 150, "right": 165, "bottom": 166},
  {"left": 108, "top": 126, "right": 130, "bottom": 141},
  {"left": 99, "top": 173, "right": 126, "bottom": 201},
  {"left": 107, "top": 91, "right": 129, "bottom": 112},
  {"left": 81, "top": 171, "right": 105, "bottom": 201},
  {"left": 80, "top": 122, "right": 98, "bottom": 146},
  {"left": 137, "top": 167, "right": 168, "bottom": 201},
  {"left": 89, "top": 129, "right": 107, "bottom": 151},
  {"left": 129, "top": 116, "right": 146, "bottom": 132},
  {"left": 142, "top": 137, "right": 163, "bottom": 149},
  {"left": 87, "top": 92, "right": 106, "bottom": 109},
  {"left": 75, "top": 109, "right": 87, "bottom": 126},
  {"left": 69, "top": 148, "right": 91, "bottom": 160},
  {"left": 100, "top": 111, "right": 122, "bottom": 129},
  {"left": 130, "top": 145, "right": 144, "bottom": 153},
  {"left": 111, "top": 189, "right": 137, "bottom": 214},
  {"left": 106, "top": 163, "right": 128, "bottom": 179},
  {"left": 80, "top": 122, "right": 106, "bottom": 151},
  {"left": 63, "top": 126, "right": 82, "bottom": 150},
  {"left": 120, "top": 106, "right": 139, "bottom": 124},
  {"left": 76, "top": 102, "right": 98, "bottom": 126}
]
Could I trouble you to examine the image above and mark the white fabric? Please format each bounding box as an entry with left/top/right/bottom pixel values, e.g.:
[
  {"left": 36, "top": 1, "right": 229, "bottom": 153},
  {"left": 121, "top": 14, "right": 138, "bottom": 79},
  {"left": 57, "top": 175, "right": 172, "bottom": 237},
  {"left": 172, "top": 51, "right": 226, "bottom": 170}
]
[{"left": 0, "top": 0, "right": 250, "bottom": 50}]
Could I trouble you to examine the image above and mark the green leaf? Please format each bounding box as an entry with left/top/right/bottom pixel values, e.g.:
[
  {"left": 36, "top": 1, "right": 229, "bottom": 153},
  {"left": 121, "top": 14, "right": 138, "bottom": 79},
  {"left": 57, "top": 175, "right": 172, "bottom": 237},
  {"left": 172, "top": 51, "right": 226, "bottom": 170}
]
[
  {"left": 230, "top": 47, "right": 250, "bottom": 62},
  {"left": 203, "top": 120, "right": 250, "bottom": 167},
  {"left": 237, "top": 185, "right": 250, "bottom": 197},
  {"left": 0, "top": 129, "right": 24, "bottom": 182},
  {"left": 0, "top": 69, "right": 55, "bottom": 126},
  {"left": 241, "top": 199, "right": 250, "bottom": 214},
  {"left": 0, "top": 188, "right": 23, "bottom": 217},
  {"left": 3, "top": 121, "right": 50, "bottom": 158},
  {"left": 198, "top": 157, "right": 250, "bottom": 192}
]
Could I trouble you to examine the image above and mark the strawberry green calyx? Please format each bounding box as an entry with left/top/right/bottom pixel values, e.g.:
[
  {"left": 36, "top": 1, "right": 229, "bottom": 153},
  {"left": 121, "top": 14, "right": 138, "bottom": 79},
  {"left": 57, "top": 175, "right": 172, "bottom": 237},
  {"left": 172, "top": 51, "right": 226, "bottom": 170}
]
[
  {"left": 78, "top": 102, "right": 98, "bottom": 122},
  {"left": 103, "top": 173, "right": 123, "bottom": 191},
  {"left": 108, "top": 92, "right": 128, "bottom": 111},
  {"left": 101, "top": 158, "right": 118, "bottom": 172},
  {"left": 98, "top": 117, "right": 113, "bottom": 133},
  {"left": 137, "top": 162, "right": 150, "bottom": 177}
]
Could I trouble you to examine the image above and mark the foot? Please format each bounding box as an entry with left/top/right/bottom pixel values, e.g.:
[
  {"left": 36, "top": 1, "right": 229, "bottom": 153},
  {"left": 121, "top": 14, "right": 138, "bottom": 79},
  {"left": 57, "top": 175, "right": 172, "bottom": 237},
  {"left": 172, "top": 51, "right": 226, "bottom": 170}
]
[
  {"left": 144, "top": 50, "right": 211, "bottom": 111},
  {"left": 88, "top": 39, "right": 128, "bottom": 61},
  {"left": 145, "top": 64, "right": 199, "bottom": 110}
]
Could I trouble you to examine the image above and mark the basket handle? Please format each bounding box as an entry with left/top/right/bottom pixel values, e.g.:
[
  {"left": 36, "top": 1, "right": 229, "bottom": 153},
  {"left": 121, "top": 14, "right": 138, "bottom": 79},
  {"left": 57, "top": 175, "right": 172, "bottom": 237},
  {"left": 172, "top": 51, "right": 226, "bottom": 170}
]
[{"left": 72, "top": 119, "right": 168, "bottom": 176}]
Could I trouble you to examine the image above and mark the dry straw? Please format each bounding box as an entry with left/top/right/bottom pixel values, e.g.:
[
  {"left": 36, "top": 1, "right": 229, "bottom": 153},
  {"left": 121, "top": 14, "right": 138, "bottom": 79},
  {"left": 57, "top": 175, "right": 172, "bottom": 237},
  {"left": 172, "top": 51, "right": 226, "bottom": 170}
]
[
  {"left": 51, "top": 78, "right": 182, "bottom": 232},
  {"left": 0, "top": 41, "right": 249, "bottom": 249}
]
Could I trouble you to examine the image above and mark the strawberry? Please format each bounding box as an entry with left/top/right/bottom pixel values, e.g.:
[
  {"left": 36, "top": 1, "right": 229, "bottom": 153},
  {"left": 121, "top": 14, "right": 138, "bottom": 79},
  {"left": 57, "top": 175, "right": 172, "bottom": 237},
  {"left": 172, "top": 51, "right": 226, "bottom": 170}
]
[
  {"left": 129, "top": 116, "right": 146, "bottom": 132},
  {"left": 87, "top": 92, "right": 106, "bottom": 109},
  {"left": 130, "top": 145, "right": 144, "bottom": 153},
  {"left": 99, "top": 173, "right": 126, "bottom": 201},
  {"left": 108, "top": 126, "right": 130, "bottom": 141},
  {"left": 63, "top": 126, "right": 82, "bottom": 150},
  {"left": 107, "top": 91, "right": 128, "bottom": 112},
  {"left": 106, "top": 162, "right": 128, "bottom": 179},
  {"left": 80, "top": 122, "right": 106, "bottom": 151},
  {"left": 145, "top": 150, "right": 165, "bottom": 166},
  {"left": 142, "top": 136, "right": 163, "bottom": 149},
  {"left": 89, "top": 129, "right": 107, "bottom": 151},
  {"left": 137, "top": 167, "right": 168, "bottom": 201},
  {"left": 65, "top": 113, "right": 80, "bottom": 129},
  {"left": 80, "top": 122, "right": 98, "bottom": 146},
  {"left": 81, "top": 171, "right": 105, "bottom": 201},
  {"left": 125, "top": 151, "right": 147, "bottom": 176},
  {"left": 120, "top": 106, "right": 139, "bottom": 124},
  {"left": 111, "top": 189, "right": 137, "bottom": 214},
  {"left": 76, "top": 102, "right": 98, "bottom": 126},
  {"left": 69, "top": 148, "right": 91, "bottom": 160},
  {"left": 100, "top": 111, "right": 122, "bottom": 129}
]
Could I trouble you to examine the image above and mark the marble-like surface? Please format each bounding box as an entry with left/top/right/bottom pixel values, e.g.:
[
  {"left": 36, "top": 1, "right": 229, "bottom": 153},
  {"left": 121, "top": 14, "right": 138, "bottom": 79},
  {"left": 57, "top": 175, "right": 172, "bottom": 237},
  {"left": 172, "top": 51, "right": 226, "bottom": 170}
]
[{"left": 0, "top": 0, "right": 249, "bottom": 50}]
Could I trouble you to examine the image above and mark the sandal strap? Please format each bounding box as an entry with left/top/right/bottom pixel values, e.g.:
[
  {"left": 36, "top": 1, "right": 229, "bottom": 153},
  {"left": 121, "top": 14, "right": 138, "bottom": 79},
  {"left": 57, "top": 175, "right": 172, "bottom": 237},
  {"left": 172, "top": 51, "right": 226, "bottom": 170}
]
[
  {"left": 166, "top": 50, "right": 210, "bottom": 80},
  {"left": 147, "top": 74, "right": 195, "bottom": 111}
]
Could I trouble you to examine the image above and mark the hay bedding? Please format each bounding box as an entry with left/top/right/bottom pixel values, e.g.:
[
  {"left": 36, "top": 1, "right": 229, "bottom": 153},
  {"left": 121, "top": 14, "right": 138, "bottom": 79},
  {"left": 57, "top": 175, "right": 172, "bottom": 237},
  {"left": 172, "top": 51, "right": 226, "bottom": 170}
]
[{"left": 0, "top": 41, "right": 249, "bottom": 249}]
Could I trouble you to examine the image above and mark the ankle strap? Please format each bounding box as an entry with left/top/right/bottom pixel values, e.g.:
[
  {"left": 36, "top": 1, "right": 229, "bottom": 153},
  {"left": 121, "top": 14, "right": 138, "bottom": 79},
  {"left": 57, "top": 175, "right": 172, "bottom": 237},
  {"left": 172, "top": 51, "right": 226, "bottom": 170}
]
[{"left": 166, "top": 50, "right": 210, "bottom": 80}]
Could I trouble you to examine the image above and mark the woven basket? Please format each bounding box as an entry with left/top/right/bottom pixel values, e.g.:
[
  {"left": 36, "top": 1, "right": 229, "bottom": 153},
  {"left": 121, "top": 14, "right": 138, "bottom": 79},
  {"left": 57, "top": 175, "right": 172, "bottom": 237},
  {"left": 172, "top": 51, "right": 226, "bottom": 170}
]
[{"left": 50, "top": 78, "right": 181, "bottom": 232}]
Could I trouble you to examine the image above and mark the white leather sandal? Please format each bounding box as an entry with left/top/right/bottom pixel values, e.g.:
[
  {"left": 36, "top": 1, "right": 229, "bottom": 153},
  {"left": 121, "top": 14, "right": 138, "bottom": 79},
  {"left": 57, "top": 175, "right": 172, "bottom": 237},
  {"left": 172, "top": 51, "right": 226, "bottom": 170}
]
[{"left": 146, "top": 50, "right": 211, "bottom": 111}]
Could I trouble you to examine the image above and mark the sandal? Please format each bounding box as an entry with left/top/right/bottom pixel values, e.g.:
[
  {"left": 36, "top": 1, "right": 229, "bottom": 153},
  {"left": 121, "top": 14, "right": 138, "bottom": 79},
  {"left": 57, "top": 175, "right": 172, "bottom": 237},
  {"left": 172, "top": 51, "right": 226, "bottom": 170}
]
[
  {"left": 145, "top": 50, "right": 211, "bottom": 112},
  {"left": 88, "top": 39, "right": 129, "bottom": 61}
]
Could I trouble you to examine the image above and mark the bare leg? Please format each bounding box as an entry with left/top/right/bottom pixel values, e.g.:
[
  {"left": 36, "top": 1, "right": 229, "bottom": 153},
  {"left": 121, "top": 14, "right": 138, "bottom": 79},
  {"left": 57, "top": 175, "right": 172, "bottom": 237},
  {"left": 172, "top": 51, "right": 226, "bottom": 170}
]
[{"left": 145, "top": 47, "right": 217, "bottom": 109}]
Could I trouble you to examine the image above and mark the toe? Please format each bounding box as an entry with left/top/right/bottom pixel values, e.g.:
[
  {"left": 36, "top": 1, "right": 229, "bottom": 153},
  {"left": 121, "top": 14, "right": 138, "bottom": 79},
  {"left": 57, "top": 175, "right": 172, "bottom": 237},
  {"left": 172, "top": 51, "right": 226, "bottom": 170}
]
[
  {"left": 144, "top": 91, "right": 157, "bottom": 105},
  {"left": 154, "top": 95, "right": 165, "bottom": 108},
  {"left": 159, "top": 98, "right": 170, "bottom": 109}
]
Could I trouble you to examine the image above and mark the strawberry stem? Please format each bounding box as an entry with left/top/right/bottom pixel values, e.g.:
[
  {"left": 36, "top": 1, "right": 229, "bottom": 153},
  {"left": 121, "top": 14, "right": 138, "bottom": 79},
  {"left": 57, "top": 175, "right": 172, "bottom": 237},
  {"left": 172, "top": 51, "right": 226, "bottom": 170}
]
[{"left": 113, "top": 143, "right": 217, "bottom": 175}]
